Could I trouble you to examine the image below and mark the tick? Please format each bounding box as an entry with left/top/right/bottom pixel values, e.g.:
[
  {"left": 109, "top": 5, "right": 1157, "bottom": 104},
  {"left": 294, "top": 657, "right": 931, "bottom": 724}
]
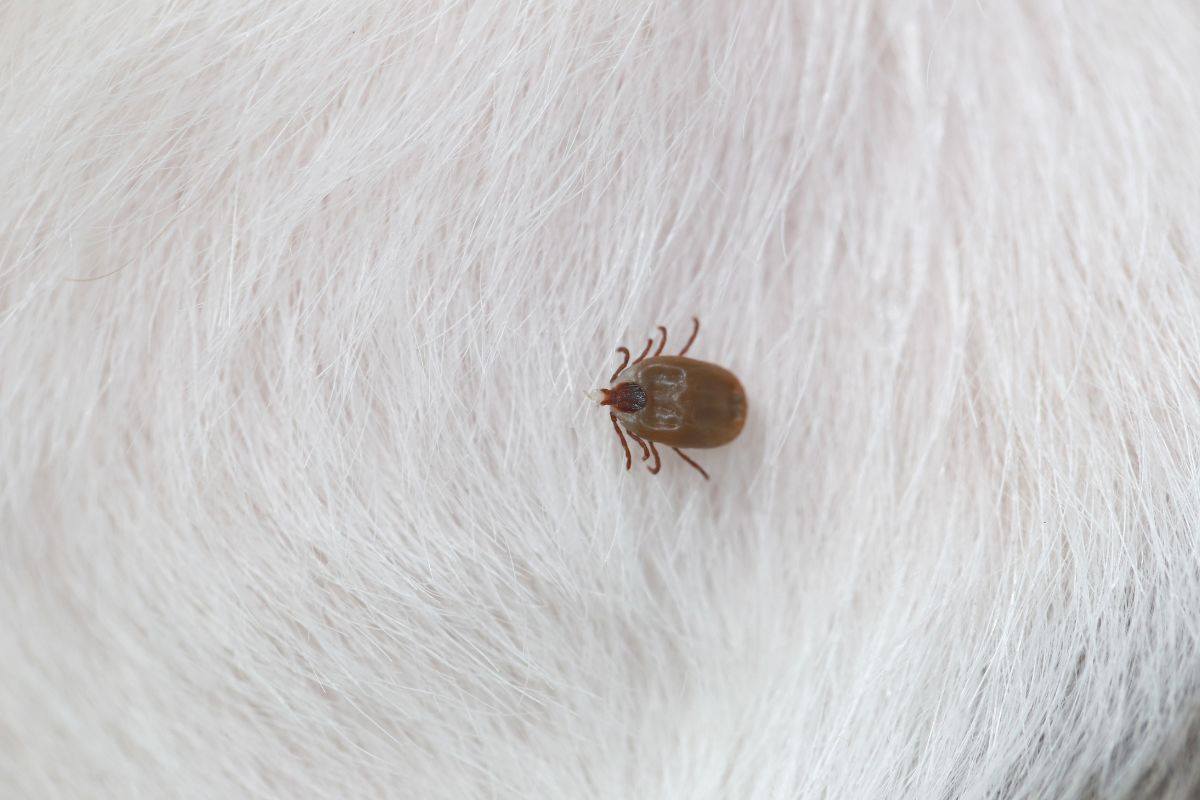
[{"left": 591, "top": 317, "right": 747, "bottom": 480}]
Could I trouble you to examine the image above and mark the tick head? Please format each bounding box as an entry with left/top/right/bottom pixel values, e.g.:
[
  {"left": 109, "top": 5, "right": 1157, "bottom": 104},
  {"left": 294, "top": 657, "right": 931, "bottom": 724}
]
[{"left": 593, "top": 381, "right": 647, "bottom": 414}]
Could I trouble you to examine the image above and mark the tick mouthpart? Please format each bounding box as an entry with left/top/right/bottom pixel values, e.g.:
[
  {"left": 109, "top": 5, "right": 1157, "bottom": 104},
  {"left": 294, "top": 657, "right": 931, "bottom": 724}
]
[
  {"left": 602, "top": 382, "right": 647, "bottom": 414},
  {"left": 587, "top": 388, "right": 610, "bottom": 404}
]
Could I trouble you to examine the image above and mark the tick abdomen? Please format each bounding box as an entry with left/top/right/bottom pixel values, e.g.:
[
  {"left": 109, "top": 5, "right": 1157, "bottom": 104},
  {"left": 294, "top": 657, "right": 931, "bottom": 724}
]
[{"left": 619, "top": 356, "right": 747, "bottom": 448}]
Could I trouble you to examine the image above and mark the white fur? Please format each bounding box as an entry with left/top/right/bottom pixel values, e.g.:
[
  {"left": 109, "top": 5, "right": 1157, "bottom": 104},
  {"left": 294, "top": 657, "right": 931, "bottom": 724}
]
[{"left": 5, "top": 1, "right": 1200, "bottom": 797}]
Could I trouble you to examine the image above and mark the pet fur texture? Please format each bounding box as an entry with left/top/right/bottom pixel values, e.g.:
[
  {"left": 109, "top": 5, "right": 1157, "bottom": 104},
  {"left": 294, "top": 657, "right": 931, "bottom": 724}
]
[{"left": 4, "top": 2, "right": 1200, "bottom": 798}]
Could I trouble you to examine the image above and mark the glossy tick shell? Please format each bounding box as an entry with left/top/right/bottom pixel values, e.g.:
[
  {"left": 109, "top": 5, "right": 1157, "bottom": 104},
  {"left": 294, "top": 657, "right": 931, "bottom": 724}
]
[
  {"left": 612, "top": 356, "right": 747, "bottom": 449},
  {"left": 595, "top": 318, "right": 747, "bottom": 479}
]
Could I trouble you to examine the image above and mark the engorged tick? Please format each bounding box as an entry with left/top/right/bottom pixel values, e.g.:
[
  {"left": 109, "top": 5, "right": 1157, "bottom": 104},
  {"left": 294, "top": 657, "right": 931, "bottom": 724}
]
[{"left": 590, "top": 317, "right": 747, "bottom": 480}]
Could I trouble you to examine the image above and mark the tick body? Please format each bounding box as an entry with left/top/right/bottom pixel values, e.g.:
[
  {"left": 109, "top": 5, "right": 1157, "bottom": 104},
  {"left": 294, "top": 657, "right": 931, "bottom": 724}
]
[{"left": 594, "top": 318, "right": 747, "bottom": 480}]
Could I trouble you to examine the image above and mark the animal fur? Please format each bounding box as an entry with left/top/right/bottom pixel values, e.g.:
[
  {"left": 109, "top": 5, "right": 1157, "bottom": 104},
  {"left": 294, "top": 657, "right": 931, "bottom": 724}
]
[{"left": 4, "top": 1, "right": 1200, "bottom": 797}]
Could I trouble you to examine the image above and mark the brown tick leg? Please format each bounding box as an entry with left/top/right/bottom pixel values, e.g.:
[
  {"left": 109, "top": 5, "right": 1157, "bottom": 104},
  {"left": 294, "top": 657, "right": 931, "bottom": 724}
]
[
  {"left": 626, "top": 430, "right": 651, "bottom": 461},
  {"left": 632, "top": 337, "right": 653, "bottom": 365},
  {"left": 610, "top": 347, "right": 631, "bottom": 383},
  {"left": 671, "top": 446, "right": 709, "bottom": 480},
  {"left": 646, "top": 441, "right": 662, "bottom": 475},
  {"left": 678, "top": 317, "right": 699, "bottom": 356},
  {"left": 653, "top": 325, "right": 667, "bottom": 356},
  {"left": 610, "top": 413, "right": 631, "bottom": 470}
]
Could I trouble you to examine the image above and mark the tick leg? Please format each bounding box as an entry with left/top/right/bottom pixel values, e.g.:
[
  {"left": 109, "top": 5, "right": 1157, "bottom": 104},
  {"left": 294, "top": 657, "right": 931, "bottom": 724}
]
[
  {"left": 671, "top": 447, "right": 709, "bottom": 480},
  {"left": 610, "top": 413, "right": 631, "bottom": 470},
  {"left": 653, "top": 325, "right": 667, "bottom": 356},
  {"left": 610, "top": 347, "right": 631, "bottom": 383},
  {"left": 678, "top": 316, "right": 700, "bottom": 356},
  {"left": 632, "top": 337, "right": 653, "bottom": 365},
  {"left": 646, "top": 441, "right": 661, "bottom": 475},
  {"left": 626, "top": 430, "right": 651, "bottom": 462}
]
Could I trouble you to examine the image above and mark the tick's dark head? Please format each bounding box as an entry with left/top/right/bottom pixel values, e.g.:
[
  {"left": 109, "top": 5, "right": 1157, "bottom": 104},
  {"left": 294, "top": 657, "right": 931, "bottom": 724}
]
[{"left": 594, "top": 381, "right": 647, "bottom": 414}]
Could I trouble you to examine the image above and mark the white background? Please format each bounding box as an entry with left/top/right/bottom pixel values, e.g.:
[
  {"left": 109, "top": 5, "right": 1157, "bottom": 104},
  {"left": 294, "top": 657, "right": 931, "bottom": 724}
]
[{"left": 4, "top": 2, "right": 1200, "bottom": 797}]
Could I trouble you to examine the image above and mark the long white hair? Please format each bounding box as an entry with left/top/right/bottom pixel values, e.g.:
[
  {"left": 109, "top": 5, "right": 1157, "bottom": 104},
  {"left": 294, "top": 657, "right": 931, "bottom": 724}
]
[{"left": 4, "top": 2, "right": 1199, "bottom": 797}]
